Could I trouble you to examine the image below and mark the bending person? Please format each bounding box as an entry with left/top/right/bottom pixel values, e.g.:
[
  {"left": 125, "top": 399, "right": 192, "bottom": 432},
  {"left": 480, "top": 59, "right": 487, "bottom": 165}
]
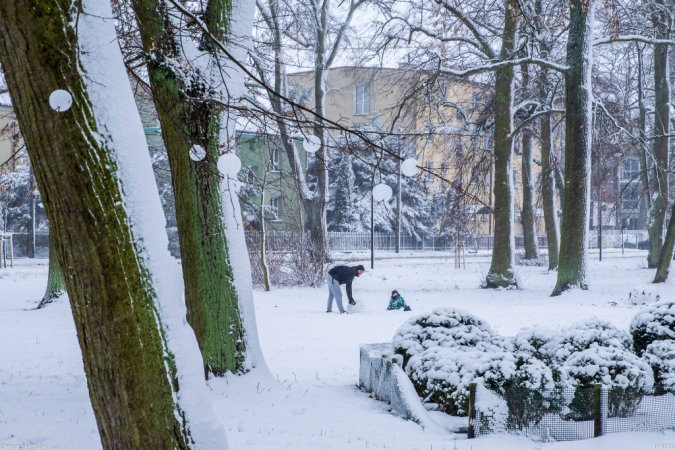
[{"left": 326, "top": 264, "right": 365, "bottom": 314}]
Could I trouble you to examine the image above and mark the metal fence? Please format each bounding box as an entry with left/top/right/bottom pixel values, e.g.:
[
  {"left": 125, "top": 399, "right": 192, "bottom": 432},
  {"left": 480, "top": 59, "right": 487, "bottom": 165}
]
[{"left": 469, "top": 384, "right": 675, "bottom": 442}]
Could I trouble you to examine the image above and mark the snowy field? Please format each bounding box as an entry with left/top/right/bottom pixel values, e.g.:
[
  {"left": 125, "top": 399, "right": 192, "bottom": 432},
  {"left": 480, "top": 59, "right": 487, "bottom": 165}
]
[{"left": 1, "top": 250, "right": 674, "bottom": 449}]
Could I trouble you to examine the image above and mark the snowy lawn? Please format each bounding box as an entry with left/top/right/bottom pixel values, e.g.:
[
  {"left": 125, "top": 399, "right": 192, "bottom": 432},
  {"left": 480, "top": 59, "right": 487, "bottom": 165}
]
[{"left": 1, "top": 250, "right": 674, "bottom": 449}]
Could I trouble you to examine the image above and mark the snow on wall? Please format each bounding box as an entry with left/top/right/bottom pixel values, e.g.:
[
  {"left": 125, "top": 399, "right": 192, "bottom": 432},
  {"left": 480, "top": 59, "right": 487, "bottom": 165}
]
[
  {"left": 78, "top": 0, "right": 229, "bottom": 447},
  {"left": 359, "top": 343, "right": 442, "bottom": 431}
]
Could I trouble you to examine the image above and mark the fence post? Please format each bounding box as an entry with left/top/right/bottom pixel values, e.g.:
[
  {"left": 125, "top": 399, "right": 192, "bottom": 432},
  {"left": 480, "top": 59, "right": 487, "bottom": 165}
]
[
  {"left": 593, "top": 384, "right": 606, "bottom": 437},
  {"left": 467, "top": 382, "right": 477, "bottom": 439}
]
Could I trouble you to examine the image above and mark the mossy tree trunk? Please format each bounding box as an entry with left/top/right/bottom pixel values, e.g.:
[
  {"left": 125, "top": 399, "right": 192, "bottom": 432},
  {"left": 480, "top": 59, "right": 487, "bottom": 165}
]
[
  {"left": 130, "top": 0, "right": 247, "bottom": 377},
  {"left": 552, "top": 0, "right": 594, "bottom": 296},
  {"left": 0, "top": 1, "right": 200, "bottom": 447},
  {"left": 647, "top": 2, "right": 671, "bottom": 268},
  {"left": 485, "top": 0, "right": 520, "bottom": 288},
  {"left": 36, "top": 233, "right": 66, "bottom": 309},
  {"left": 535, "top": 0, "right": 559, "bottom": 270},
  {"left": 654, "top": 204, "right": 675, "bottom": 282}
]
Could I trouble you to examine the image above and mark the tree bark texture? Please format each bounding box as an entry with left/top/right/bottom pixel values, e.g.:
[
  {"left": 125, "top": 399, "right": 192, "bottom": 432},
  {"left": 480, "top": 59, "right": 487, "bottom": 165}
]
[
  {"left": 654, "top": 203, "right": 675, "bottom": 282},
  {"left": 647, "top": 2, "right": 671, "bottom": 268},
  {"left": 521, "top": 128, "right": 539, "bottom": 260},
  {"left": 36, "top": 234, "right": 66, "bottom": 309},
  {"left": 636, "top": 47, "right": 652, "bottom": 234},
  {"left": 0, "top": 1, "right": 192, "bottom": 447},
  {"left": 552, "top": 0, "right": 594, "bottom": 296},
  {"left": 131, "top": 0, "right": 246, "bottom": 377},
  {"left": 535, "top": 0, "right": 559, "bottom": 270},
  {"left": 485, "top": 0, "right": 519, "bottom": 288}
]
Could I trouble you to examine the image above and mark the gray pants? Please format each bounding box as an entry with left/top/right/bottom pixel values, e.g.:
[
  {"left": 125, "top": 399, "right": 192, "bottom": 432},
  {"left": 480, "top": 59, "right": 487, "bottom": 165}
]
[{"left": 326, "top": 274, "right": 345, "bottom": 313}]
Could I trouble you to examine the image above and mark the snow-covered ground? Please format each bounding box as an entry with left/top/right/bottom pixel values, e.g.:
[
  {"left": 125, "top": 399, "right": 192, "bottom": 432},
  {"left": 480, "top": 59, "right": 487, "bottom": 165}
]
[{"left": 1, "top": 250, "right": 674, "bottom": 449}]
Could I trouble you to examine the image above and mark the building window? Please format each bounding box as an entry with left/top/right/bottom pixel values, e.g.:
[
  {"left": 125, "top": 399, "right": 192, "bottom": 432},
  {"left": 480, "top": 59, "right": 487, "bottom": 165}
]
[
  {"left": 623, "top": 158, "right": 639, "bottom": 180},
  {"left": 270, "top": 197, "right": 282, "bottom": 220},
  {"left": 621, "top": 183, "right": 639, "bottom": 211},
  {"left": 246, "top": 166, "right": 258, "bottom": 184},
  {"left": 271, "top": 148, "right": 281, "bottom": 172},
  {"left": 354, "top": 85, "right": 370, "bottom": 115}
]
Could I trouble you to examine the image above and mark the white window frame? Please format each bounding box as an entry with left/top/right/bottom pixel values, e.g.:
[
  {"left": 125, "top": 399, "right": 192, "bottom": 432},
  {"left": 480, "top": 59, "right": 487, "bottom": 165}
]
[
  {"left": 354, "top": 84, "right": 371, "bottom": 115},
  {"left": 270, "top": 196, "right": 282, "bottom": 221},
  {"left": 271, "top": 148, "right": 281, "bottom": 172}
]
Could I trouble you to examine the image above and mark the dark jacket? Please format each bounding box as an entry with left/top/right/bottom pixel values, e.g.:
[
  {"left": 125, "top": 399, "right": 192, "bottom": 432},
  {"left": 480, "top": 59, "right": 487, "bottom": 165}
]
[{"left": 328, "top": 265, "right": 363, "bottom": 301}]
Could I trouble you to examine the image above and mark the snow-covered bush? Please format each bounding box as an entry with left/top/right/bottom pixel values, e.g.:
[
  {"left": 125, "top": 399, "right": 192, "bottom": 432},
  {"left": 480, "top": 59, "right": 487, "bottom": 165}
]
[
  {"left": 562, "top": 346, "right": 654, "bottom": 419},
  {"left": 512, "top": 326, "right": 558, "bottom": 365},
  {"left": 643, "top": 340, "right": 675, "bottom": 389},
  {"left": 392, "top": 307, "right": 506, "bottom": 367},
  {"left": 406, "top": 347, "right": 515, "bottom": 415},
  {"left": 552, "top": 317, "right": 633, "bottom": 364},
  {"left": 625, "top": 289, "right": 660, "bottom": 306},
  {"left": 630, "top": 301, "right": 675, "bottom": 356}
]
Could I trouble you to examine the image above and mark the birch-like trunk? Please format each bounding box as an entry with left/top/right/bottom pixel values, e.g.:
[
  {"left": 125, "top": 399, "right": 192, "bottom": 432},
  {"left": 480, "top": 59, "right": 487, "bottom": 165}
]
[
  {"left": 521, "top": 128, "right": 539, "bottom": 260},
  {"left": 0, "top": 0, "right": 228, "bottom": 447},
  {"left": 130, "top": 0, "right": 248, "bottom": 376},
  {"left": 552, "top": 0, "right": 594, "bottom": 296},
  {"left": 485, "top": 0, "right": 519, "bottom": 288}
]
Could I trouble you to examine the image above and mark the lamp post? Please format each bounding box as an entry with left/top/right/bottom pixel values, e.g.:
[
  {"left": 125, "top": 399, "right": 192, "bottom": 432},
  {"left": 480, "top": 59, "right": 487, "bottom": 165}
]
[{"left": 371, "top": 183, "right": 393, "bottom": 269}]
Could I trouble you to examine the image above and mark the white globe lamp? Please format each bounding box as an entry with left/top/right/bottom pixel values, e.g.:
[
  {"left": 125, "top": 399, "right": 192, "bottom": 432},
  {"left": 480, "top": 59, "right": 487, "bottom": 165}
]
[
  {"left": 218, "top": 153, "right": 242, "bottom": 177},
  {"left": 189, "top": 145, "right": 206, "bottom": 161},
  {"left": 372, "top": 183, "right": 393, "bottom": 202},
  {"left": 49, "top": 90, "right": 73, "bottom": 112},
  {"left": 401, "top": 158, "right": 418, "bottom": 177},
  {"left": 303, "top": 135, "right": 321, "bottom": 153}
]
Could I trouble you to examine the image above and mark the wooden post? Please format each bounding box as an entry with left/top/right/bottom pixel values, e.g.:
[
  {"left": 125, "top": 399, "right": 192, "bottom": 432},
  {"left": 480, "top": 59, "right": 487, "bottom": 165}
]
[
  {"left": 593, "top": 384, "right": 605, "bottom": 437},
  {"left": 467, "top": 382, "right": 477, "bottom": 438}
]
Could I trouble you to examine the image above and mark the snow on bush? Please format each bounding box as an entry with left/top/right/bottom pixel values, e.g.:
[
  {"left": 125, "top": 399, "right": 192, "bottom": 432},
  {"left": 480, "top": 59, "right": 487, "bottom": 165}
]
[
  {"left": 562, "top": 346, "right": 653, "bottom": 389},
  {"left": 512, "top": 326, "right": 558, "bottom": 365},
  {"left": 562, "top": 346, "right": 654, "bottom": 419},
  {"left": 406, "top": 346, "right": 514, "bottom": 415},
  {"left": 625, "top": 288, "right": 660, "bottom": 306},
  {"left": 630, "top": 301, "right": 675, "bottom": 356},
  {"left": 392, "top": 307, "right": 506, "bottom": 367},
  {"left": 473, "top": 382, "right": 508, "bottom": 434},
  {"left": 552, "top": 317, "right": 633, "bottom": 364},
  {"left": 643, "top": 340, "right": 675, "bottom": 389}
]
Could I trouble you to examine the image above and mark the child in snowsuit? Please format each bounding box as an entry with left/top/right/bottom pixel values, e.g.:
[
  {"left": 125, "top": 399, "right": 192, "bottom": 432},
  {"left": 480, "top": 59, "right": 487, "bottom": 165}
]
[{"left": 387, "top": 290, "right": 411, "bottom": 311}]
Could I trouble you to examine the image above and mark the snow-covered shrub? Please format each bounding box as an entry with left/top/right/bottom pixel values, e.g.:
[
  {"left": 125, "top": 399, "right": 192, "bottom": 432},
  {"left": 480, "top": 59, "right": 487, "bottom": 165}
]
[
  {"left": 392, "top": 307, "right": 506, "bottom": 367},
  {"left": 562, "top": 346, "right": 654, "bottom": 419},
  {"left": 512, "top": 326, "right": 558, "bottom": 365},
  {"left": 552, "top": 317, "right": 633, "bottom": 364},
  {"left": 406, "top": 347, "right": 515, "bottom": 415},
  {"left": 643, "top": 340, "right": 675, "bottom": 389},
  {"left": 630, "top": 301, "right": 675, "bottom": 356},
  {"left": 406, "top": 346, "right": 555, "bottom": 416},
  {"left": 626, "top": 289, "right": 660, "bottom": 306}
]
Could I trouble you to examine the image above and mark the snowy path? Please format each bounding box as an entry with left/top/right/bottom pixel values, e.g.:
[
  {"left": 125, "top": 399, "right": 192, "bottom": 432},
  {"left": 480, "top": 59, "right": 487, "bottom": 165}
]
[{"left": 1, "top": 252, "right": 674, "bottom": 449}]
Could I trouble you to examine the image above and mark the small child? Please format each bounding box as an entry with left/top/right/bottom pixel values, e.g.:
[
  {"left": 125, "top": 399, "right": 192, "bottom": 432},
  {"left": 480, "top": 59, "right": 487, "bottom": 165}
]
[{"left": 387, "top": 290, "right": 411, "bottom": 311}]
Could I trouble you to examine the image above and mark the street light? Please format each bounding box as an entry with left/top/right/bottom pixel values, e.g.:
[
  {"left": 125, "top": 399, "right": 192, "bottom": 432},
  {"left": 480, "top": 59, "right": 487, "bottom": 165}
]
[{"left": 371, "top": 182, "right": 393, "bottom": 269}]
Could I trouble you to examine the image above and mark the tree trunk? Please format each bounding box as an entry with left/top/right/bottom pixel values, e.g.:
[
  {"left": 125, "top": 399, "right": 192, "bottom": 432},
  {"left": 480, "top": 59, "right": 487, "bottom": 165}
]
[
  {"left": 485, "top": 0, "right": 519, "bottom": 288},
  {"left": 0, "top": 0, "right": 227, "bottom": 447},
  {"left": 130, "top": 0, "right": 247, "bottom": 377},
  {"left": 654, "top": 203, "right": 675, "bottom": 282},
  {"left": 636, "top": 46, "right": 651, "bottom": 234},
  {"left": 534, "top": 0, "right": 559, "bottom": 270},
  {"left": 36, "top": 234, "right": 66, "bottom": 309},
  {"left": 647, "top": 3, "right": 671, "bottom": 268},
  {"left": 552, "top": 0, "right": 594, "bottom": 296},
  {"left": 521, "top": 128, "right": 539, "bottom": 260},
  {"left": 260, "top": 192, "right": 271, "bottom": 291}
]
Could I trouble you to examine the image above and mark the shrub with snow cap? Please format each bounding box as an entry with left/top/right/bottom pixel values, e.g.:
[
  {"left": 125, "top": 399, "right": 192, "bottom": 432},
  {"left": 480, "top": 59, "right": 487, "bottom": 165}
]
[
  {"left": 512, "top": 326, "right": 558, "bottom": 365},
  {"left": 630, "top": 301, "right": 675, "bottom": 356},
  {"left": 552, "top": 317, "right": 633, "bottom": 364},
  {"left": 392, "top": 307, "right": 506, "bottom": 367},
  {"left": 643, "top": 340, "right": 675, "bottom": 388},
  {"left": 406, "top": 347, "right": 516, "bottom": 415},
  {"left": 562, "top": 346, "right": 654, "bottom": 419}
]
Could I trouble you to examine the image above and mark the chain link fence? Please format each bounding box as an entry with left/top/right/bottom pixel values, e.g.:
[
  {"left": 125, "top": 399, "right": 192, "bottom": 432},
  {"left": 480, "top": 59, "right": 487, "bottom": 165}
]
[{"left": 469, "top": 384, "right": 675, "bottom": 441}]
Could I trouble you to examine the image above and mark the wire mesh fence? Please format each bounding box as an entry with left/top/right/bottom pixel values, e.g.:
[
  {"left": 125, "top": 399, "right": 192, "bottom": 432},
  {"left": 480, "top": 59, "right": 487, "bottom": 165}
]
[{"left": 469, "top": 384, "right": 675, "bottom": 442}]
